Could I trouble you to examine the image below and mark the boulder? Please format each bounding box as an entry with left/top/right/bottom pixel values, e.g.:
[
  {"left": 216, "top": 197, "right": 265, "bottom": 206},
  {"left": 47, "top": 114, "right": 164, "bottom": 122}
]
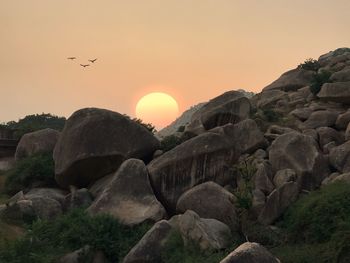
[
  {"left": 59, "top": 246, "right": 108, "bottom": 263},
  {"left": 185, "top": 91, "right": 251, "bottom": 135},
  {"left": 258, "top": 182, "right": 299, "bottom": 225},
  {"left": 318, "top": 82, "right": 350, "bottom": 104},
  {"left": 329, "top": 141, "right": 350, "bottom": 173},
  {"left": 15, "top": 128, "right": 59, "bottom": 161},
  {"left": 255, "top": 90, "right": 288, "bottom": 109},
  {"left": 301, "top": 110, "right": 338, "bottom": 129},
  {"left": 251, "top": 189, "right": 266, "bottom": 216},
  {"left": 290, "top": 107, "right": 313, "bottom": 121},
  {"left": 269, "top": 132, "right": 329, "bottom": 190},
  {"left": 24, "top": 187, "right": 67, "bottom": 205},
  {"left": 29, "top": 197, "right": 63, "bottom": 220},
  {"left": 263, "top": 68, "right": 315, "bottom": 92},
  {"left": 252, "top": 161, "right": 274, "bottom": 195},
  {"left": 316, "top": 127, "right": 344, "bottom": 148},
  {"left": 321, "top": 172, "right": 340, "bottom": 186},
  {"left": 88, "top": 173, "right": 114, "bottom": 198},
  {"left": 176, "top": 182, "right": 239, "bottom": 231},
  {"left": 123, "top": 220, "right": 173, "bottom": 263},
  {"left": 53, "top": 108, "right": 160, "bottom": 188},
  {"left": 172, "top": 210, "right": 232, "bottom": 250},
  {"left": 220, "top": 242, "right": 280, "bottom": 263},
  {"left": 273, "top": 169, "right": 296, "bottom": 188},
  {"left": 148, "top": 126, "right": 240, "bottom": 212},
  {"left": 88, "top": 159, "right": 166, "bottom": 225},
  {"left": 63, "top": 188, "right": 93, "bottom": 212},
  {"left": 345, "top": 123, "right": 350, "bottom": 141},
  {"left": 332, "top": 172, "right": 350, "bottom": 184},
  {"left": 336, "top": 110, "right": 350, "bottom": 130},
  {"left": 330, "top": 66, "right": 350, "bottom": 82}
]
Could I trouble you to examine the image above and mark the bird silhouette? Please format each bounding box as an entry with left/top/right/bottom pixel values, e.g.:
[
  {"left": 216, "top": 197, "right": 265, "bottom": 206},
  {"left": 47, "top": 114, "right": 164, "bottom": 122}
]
[
  {"left": 88, "top": 58, "right": 97, "bottom": 63},
  {"left": 80, "top": 64, "right": 90, "bottom": 68},
  {"left": 67, "top": 57, "right": 76, "bottom": 60}
]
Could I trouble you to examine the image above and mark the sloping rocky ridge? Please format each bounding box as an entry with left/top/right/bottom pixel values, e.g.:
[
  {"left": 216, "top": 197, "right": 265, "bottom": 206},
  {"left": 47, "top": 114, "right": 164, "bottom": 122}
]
[{"left": 2, "top": 47, "right": 350, "bottom": 262}]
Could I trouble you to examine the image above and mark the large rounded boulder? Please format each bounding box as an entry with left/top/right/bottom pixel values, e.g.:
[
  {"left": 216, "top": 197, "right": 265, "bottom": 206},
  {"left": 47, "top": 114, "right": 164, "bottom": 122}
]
[
  {"left": 53, "top": 108, "right": 160, "bottom": 188},
  {"left": 15, "top": 128, "right": 59, "bottom": 161},
  {"left": 185, "top": 91, "right": 251, "bottom": 135},
  {"left": 269, "top": 132, "right": 329, "bottom": 190}
]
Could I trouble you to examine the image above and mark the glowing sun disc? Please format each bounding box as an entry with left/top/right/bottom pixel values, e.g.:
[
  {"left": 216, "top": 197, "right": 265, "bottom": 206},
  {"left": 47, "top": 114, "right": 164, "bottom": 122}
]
[{"left": 136, "top": 92, "right": 179, "bottom": 129}]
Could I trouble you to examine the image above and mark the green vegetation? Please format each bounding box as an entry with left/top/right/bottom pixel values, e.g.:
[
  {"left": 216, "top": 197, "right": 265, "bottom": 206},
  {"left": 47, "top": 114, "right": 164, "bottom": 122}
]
[
  {"left": 160, "top": 134, "right": 184, "bottom": 152},
  {"left": 298, "top": 58, "right": 321, "bottom": 71},
  {"left": 4, "top": 153, "right": 56, "bottom": 195},
  {"left": 310, "top": 70, "right": 332, "bottom": 95},
  {"left": 232, "top": 159, "right": 256, "bottom": 210},
  {"left": 161, "top": 230, "right": 237, "bottom": 263},
  {"left": 272, "top": 182, "right": 350, "bottom": 263},
  {"left": 0, "top": 209, "right": 150, "bottom": 263},
  {"left": 123, "top": 114, "right": 156, "bottom": 134},
  {"left": 177, "top": 125, "right": 185, "bottom": 132},
  {"left": 0, "top": 113, "right": 66, "bottom": 139}
]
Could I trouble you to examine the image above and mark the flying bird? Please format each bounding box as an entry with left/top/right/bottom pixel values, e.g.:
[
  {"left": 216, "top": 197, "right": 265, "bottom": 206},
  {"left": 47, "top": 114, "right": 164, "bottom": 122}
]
[
  {"left": 80, "top": 64, "right": 90, "bottom": 68},
  {"left": 67, "top": 57, "right": 76, "bottom": 60},
  {"left": 88, "top": 58, "right": 97, "bottom": 63}
]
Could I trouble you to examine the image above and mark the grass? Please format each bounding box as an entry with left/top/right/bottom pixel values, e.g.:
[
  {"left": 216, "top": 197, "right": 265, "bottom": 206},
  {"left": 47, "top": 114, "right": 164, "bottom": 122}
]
[{"left": 0, "top": 209, "right": 151, "bottom": 263}]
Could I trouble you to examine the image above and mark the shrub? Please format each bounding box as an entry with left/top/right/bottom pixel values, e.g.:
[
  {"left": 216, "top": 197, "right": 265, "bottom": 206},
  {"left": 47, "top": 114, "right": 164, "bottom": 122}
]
[
  {"left": 310, "top": 70, "right": 332, "bottom": 95},
  {"left": 232, "top": 159, "right": 256, "bottom": 210},
  {"left": 177, "top": 125, "right": 185, "bottom": 132},
  {"left": 0, "top": 209, "right": 150, "bottom": 263},
  {"left": 3, "top": 113, "right": 66, "bottom": 139},
  {"left": 4, "top": 153, "right": 56, "bottom": 195},
  {"left": 161, "top": 135, "right": 184, "bottom": 152},
  {"left": 161, "top": 230, "right": 236, "bottom": 263},
  {"left": 298, "top": 58, "right": 321, "bottom": 71}
]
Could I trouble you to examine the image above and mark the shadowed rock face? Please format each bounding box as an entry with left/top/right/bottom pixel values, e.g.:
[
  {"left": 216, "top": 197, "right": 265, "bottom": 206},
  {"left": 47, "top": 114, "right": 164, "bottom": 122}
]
[
  {"left": 185, "top": 91, "right": 251, "bottom": 135},
  {"left": 148, "top": 131, "right": 240, "bottom": 212},
  {"left": 88, "top": 159, "right": 167, "bottom": 225},
  {"left": 318, "top": 82, "right": 350, "bottom": 104},
  {"left": 53, "top": 108, "right": 160, "bottom": 188},
  {"left": 15, "top": 128, "right": 59, "bottom": 161},
  {"left": 263, "top": 68, "right": 315, "bottom": 92},
  {"left": 269, "top": 132, "right": 329, "bottom": 190}
]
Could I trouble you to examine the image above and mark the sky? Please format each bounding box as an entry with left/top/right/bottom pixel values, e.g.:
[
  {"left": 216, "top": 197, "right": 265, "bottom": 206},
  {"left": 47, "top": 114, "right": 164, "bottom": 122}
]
[{"left": 1, "top": 0, "right": 350, "bottom": 126}]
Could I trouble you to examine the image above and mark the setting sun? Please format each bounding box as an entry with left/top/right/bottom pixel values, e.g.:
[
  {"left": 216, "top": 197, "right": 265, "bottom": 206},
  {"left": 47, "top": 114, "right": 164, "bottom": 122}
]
[{"left": 136, "top": 92, "right": 179, "bottom": 129}]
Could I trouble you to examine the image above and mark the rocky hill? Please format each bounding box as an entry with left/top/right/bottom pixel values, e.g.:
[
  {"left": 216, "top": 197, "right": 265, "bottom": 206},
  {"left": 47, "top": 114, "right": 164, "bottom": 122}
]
[{"left": 1, "top": 48, "right": 350, "bottom": 263}]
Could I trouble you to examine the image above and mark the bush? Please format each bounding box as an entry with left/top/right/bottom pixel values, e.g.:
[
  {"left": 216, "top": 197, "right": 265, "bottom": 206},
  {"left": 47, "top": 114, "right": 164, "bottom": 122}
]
[
  {"left": 298, "top": 58, "right": 321, "bottom": 71},
  {"left": 2, "top": 113, "right": 66, "bottom": 139},
  {"left": 272, "top": 182, "right": 350, "bottom": 262},
  {"left": 0, "top": 209, "right": 150, "bottom": 263},
  {"left": 161, "top": 230, "right": 236, "bottom": 263},
  {"left": 310, "top": 70, "right": 332, "bottom": 95},
  {"left": 4, "top": 153, "right": 56, "bottom": 195},
  {"left": 123, "top": 115, "right": 156, "bottom": 134},
  {"left": 161, "top": 135, "right": 184, "bottom": 152}
]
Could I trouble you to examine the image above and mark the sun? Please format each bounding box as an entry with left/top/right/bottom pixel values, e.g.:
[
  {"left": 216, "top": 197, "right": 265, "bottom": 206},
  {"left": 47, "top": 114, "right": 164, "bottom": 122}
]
[{"left": 136, "top": 92, "right": 179, "bottom": 129}]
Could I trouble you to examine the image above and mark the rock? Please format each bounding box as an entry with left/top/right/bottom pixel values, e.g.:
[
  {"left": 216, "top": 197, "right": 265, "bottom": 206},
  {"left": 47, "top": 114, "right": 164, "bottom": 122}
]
[
  {"left": 24, "top": 188, "right": 67, "bottom": 205},
  {"left": 319, "top": 48, "right": 350, "bottom": 66},
  {"left": 301, "top": 110, "right": 338, "bottom": 129},
  {"left": 251, "top": 189, "right": 266, "bottom": 216},
  {"left": 258, "top": 182, "right": 299, "bottom": 225},
  {"left": 173, "top": 210, "right": 232, "bottom": 250},
  {"left": 290, "top": 107, "right": 313, "bottom": 121},
  {"left": 88, "top": 173, "right": 114, "bottom": 198},
  {"left": 330, "top": 141, "right": 350, "bottom": 173},
  {"left": 336, "top": 110, "right": 350, "bottom": 130},
  {"left": 318, "top": 82, "right": 350, "bottom": 104},
  {"left": 302, "top": 129, "right": 319, "bottom": 141},
  {"left": 15, "top": 128, "right": 59, "bottom": 161},
  {"left": 273, "top": 169, "right": 297, "bottom": 188},
  {"left": 330, "top": 66, "right": 350, "bottom": 82},
  {"left": 253, "top": 161, "right": 274, "bottom": 195},
  {"left": 321, "top": 172, "right": 340, "bottom": 186},
  {"left": 253, "top": 149, "right": 267, "bottom": 160},
  {"left": 332, "top": 172, "right": 350, "bottom": 184},
  {"left": 255, "top": 90, "right": 288, "bottom": 109},
  {"left": 123, "top": 220, "right": 173, "bottom": 263},
  {"left": 269, "top": 132, "right": 329, "bottom": 190},
  {"left": 176, "top": 182, "right": 239, "bottom": 231},
  {"left": 88, "top": 159, "right": 166, "bottom": 225},
  {"left": 323, "top": 141, "right": 337, "bottom": 154},
  {"left": 63, "top": 188, "right": 93, "bottom": 212},
  {"left": 185, "top": 91, "right": 251, "bottom": 135},
  {"left": 30, "top": 197, "right": 63, "bottom": 220},
  {"left": 53, "top": 108, "right": 160, "bottom": 188},
  {"left": 316, "top": 127, "right": 344, "bottom": 148},
  {"left": 345, "top": 123, "right": 350, "bottom": 141},
  {"left": 220, "top": 242, "right": 280, "bottom": 263},
  {"left": 153, "top": 149, "right": 163, "bottom": 159},
  {"left": 148, "top": 127, "right": 240, "bottom": 212},
  {"left": 263, "top": 68, "right": 315, "bottom": 92}
]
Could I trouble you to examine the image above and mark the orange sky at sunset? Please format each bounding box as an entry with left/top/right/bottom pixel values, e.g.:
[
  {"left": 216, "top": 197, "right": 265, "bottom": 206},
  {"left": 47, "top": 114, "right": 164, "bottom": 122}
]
[{"left": 1, "top": 1, "right": 350, "bottom": 126}]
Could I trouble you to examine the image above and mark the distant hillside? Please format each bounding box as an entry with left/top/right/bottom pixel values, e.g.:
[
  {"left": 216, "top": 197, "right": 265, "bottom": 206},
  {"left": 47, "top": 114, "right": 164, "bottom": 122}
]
[{"left": 156, "top": 89, "right": 255, "bottom": 138}]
